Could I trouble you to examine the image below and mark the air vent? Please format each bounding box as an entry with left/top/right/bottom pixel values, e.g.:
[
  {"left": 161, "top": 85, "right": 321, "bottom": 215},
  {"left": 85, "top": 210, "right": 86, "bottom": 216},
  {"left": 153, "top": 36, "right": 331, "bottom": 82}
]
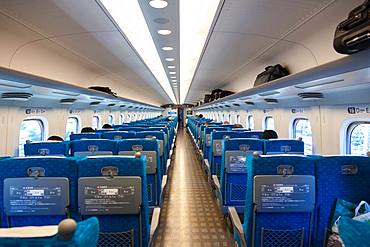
[
  {"left": 1, "top": 92, "right": 33, "bottom": 101},
  {"left": 264, "top": 98, "right": 279, "bottom": 104},
  {"left": 53, "top": 91, "right": 80, "bottom": 97},
  {"left": 120, "top": 105, "right": 126, "bottom": 108},
  {"left": 108, "top": 103, "right": 116, "bottom": 107},
  {"left": 245, "top": 101, "right": 255, "bottom": 105},
  {"left": 225, "top": 105, "right": 231, "bottom": 108},
  {"left": 59, "top": 98, "right": 76, "bottom": 105},
  {"left": 233, "top": 103, "right": 240, "bottom": 107},
  {"left": 219, "top": 106, "right": 224, "bottom": 109},
  {"left": 298, "top": 92, "right": 324, "bottom": 100},
  {"left": 258, "top": 90, "right": 280, "bottom": 97},
  {"left": 89, "top": 101, "right": 100, "bottom": 106},
  {"left": 128, "top": 106, "right": 133, "bottom": 109}
]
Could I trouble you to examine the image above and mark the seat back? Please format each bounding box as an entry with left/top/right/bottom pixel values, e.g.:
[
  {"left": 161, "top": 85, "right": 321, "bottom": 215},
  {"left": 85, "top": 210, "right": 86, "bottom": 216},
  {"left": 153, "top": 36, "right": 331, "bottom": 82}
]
[
  {"left": 265, "top": 139, "right": 304, "bottom": 154},
  {"left": 70, "top": 133, "right": 100, "bottom": 141},
  {"left": 70, "top": 139, "right": 117, "bottom": 156},
  {"left": 243, "top": 155, "right": 315, "bottom": 247},
  {"left": 203, "top": 127, "right": 229, "bottom": 159},
  {"left": 77, "top": 156, "right": 149, "bottom": 247},
  {"left": 118, "top": 139, "right": 161, "bottom": 206},
  {"left": 220, "top": 138, "right": 264, "bottom": 207},
  {"left": 101, "top": 131, "right": 136, "bottom": 140},
  {"left": 0, "top": 156, "right": 78, "bottom": 227},
  {"left": 314, "top": 155, "right": 370, "bottom": 247},
  {"left": 136, "top": 131, "right": 167, "bottom": 174},
  {"left": 24, "top": 141, "right": 69, "bottom": 156}
]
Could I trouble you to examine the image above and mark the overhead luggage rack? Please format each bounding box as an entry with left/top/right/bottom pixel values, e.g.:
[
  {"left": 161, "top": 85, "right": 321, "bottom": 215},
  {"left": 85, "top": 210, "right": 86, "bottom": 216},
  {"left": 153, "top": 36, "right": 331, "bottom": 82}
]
[{"left": 194, "top": 49, "right": 370, "bottom": 110}]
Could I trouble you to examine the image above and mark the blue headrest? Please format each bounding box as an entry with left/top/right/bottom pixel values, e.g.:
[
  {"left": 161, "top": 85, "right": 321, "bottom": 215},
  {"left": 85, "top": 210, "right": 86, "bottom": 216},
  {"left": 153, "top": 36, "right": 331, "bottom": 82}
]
[
  {"left": 117, "top": 139, "right": 159, "bottom": 152},
  {"left": 70, "top": 140, "right": 117, "bottom": 155},
  {"left": 265, "top": 139, "right": 304, "bottom": 154},
  {"left": 223, "top": 138, "right": 264, "bottom": 152},
  {"left": 135, "top": 131, "right": 165, "bottom": 140},
  {"left": 101, "top": 131, "right": 136, "bottom": 140},
  {"left": 24, "top": 141, "right": 69, "bottom": 156},
  {"left": 70, "top": 133, "right": 100, "bottom": 141}
]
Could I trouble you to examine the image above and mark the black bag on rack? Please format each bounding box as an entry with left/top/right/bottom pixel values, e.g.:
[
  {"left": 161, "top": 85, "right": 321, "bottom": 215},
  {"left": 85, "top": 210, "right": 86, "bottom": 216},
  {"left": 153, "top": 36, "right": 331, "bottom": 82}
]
[
  {"left": 211, "top": 89, "right": 223, "bottom": 100},
  {"left": 204, "top": 94, "right": 213, "bottom": 103},
  {"left": 88, "top": 86, "right": 118, "bottom": 97},
  {"left": 333, "top": 0, "right": 370, "bottom": 54},
  {"left": 253, "top": 64, "right": 289, "bottom": 87}
]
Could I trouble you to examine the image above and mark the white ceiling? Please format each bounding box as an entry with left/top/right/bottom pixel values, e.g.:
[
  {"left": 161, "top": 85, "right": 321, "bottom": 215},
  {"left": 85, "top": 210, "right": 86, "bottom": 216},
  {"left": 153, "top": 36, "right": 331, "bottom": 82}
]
[{"left": 0, "top": 0, "right": 364, "bottom": 106}]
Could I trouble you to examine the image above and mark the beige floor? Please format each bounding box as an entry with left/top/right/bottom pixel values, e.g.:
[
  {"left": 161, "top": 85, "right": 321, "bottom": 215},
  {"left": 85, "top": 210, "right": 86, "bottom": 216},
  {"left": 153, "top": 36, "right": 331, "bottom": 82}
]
[{"left": 153, "top": 128, "right": 234, "bottom": 247}]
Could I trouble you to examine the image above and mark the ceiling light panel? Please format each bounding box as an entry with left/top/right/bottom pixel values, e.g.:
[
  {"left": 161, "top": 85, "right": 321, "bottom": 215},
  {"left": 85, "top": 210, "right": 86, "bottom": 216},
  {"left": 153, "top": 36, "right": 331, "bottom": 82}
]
[
  {"left": 180, "top": 0, "right": 221, "bottom": 103},
  {"left": 149, "top": 0, "right": 168, "bottom": 9},
  {"left": 158, "top": 29, "right": 172, "bottom": 35},
  {"left": 99, "top": 0, "right": 176, "bottom": 103}
]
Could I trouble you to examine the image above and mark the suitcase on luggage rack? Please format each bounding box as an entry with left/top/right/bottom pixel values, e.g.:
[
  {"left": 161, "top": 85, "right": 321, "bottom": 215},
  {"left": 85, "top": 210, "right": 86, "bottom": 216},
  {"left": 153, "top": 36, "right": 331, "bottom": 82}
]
[
  {"left": 253, "top": 64, "right": 289, "bottom": 87},
  {"left": 333, "top": 0, "right": 370, "bottom": 54}
]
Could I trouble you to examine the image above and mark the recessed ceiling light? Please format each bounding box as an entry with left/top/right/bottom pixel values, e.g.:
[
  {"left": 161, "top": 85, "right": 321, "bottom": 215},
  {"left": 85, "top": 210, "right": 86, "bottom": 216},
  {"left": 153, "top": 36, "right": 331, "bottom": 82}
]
[
  {"left": 158, "top": 29, "right": 172, "bottom": 35},
  {"left": 169, "top": 71, "right": 176, "bottom": 74},
  {"left": 162, "top": 46, "right": 174, "bottom": 51},
  {"left": 149, "top": 0, "right": 168, "bottom": 8},
  {"left": 170, "top": 76, "right": 176, "bottom": 79},
  {"left": 165, "top": 58, "right": 175, "bottom": 61},
  {"left": 99, "top": 0, "right": 176, "bottom": 104},
  {"left": 168, "top": 65, "right": 175, "bottom": 69},
  {"left": 172, "top": 80, "right": 177, "bottom": 82},
  {"left": 180, "top": 0, "right": 221, "bottom": 103}
]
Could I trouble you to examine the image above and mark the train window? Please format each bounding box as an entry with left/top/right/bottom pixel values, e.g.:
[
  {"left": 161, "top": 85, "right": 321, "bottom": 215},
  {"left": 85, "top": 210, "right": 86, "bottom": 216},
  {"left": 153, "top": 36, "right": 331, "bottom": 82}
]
[
  {"left": 247, "top": 115, "right": 254, "bottom": 130},
  {"left": 133, "top": 113, "right": 136, "bottom": 121},
  {"left": 264, "top": 116, "right": 274, "bottom": 130},
  {"left": 236, "top": 115, "right": 240, "bottom": 124},
  {"left": 92, "top": 115, "right": 100, "bottom": 130},
  {"left": 222, "top": 114, "right": 225, "bottom": 122},
  {"left": 65, "top": 117, "right": 79, "bottom": 140},
  {"left": 119, "top": 114, "right": 124, "bottom": 124},
  {"left": 347, "top": 122, "right": 370, "bottom": 155},
  {"left": 108, "top": 115, "right": 114, "bottom": 125},
  {"left": 127, "top": 114, "right": 131, "bottom": 123},
  {"left": 19, "top": 119, "right": 45, "bottom": 156},
  {"left": 293, "top": 118, "right": 313, "bottom": 154},
  {"left": 228, "top": 114, "right": 231, "bottom": 123}
]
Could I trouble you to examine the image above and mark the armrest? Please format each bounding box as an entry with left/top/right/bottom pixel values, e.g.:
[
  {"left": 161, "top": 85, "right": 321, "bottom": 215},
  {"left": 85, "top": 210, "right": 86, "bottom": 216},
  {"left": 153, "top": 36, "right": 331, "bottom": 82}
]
[
  {"left": 149, "top": 207, "right": 161, "bottom": 245},
  {"left": 204, "top": 159, "right": 210, "bottom": 171},
  {"left": 166, "top": 159, "right": 171, "bottom": 172},
  {"left": 228, "top": 207, "right": 247, "bottom": 247},
  {"left": 161, "top": 175, "right": 168, "bottom": 192},
  {"left": 212, "top": 175, "right": 220, "bottom": 192}
]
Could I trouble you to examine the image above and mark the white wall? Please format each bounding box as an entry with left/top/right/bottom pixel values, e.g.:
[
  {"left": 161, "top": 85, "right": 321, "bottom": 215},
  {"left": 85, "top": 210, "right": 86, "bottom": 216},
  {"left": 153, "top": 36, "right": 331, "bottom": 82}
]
[
  {"left": 198, "top": 103, "right": 370, "bottom": 155},
  {"left": 0, "top": 106, "right": 161, "bottom": 156}
]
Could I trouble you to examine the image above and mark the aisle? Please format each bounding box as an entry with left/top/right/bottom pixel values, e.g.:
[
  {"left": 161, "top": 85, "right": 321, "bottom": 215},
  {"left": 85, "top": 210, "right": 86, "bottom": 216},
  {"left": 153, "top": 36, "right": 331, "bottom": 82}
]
[{"left": 154, "top": 128, "right": 234, "bottom": 246}]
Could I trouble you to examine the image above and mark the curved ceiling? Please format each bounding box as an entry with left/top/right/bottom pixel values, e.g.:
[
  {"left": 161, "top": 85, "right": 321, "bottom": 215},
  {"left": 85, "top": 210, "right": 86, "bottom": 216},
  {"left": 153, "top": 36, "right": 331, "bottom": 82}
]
[{"left": 0, "top": 0, "right": 364, "bottom": 106}]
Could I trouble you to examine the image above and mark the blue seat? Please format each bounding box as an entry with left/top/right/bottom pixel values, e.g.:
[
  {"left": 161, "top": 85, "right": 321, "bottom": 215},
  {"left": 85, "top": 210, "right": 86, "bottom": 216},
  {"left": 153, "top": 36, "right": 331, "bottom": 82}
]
[
  {"left": 0, "top": 217, "right": 99, "bottom": 247},
  {"left": 77, "top": 156, "right": 152, "bottom": 247},
  {"left": 70, "top": 140, "right": 117, "bottom": 156},
  {"left": 100, "top": 131, "right": 136, "bottom": 140},
  {"left": 215, "top": 138, "right": 264, "bottom": 214},
  {"left": 135, "top": 131, "right": 168, "bottom": 175},
  {"left": 230, "top": 155, "right": 315, "bottom": 247},
  {"left": 117, "top": 139, "right": 162, "bottom": 207},
  {"left": 208, "top": 131, "right": 264, "bottom": 177},
  {"left": 0, "top": 156, "right": 78, "bottom": 227},
  {"left": 24, "top": 141, "right": 70, "bottom": 156},
  {"left": 202, "top": 127, "right": 229, "bottom": 160},
  {"left": 265, "top": 139, "right": 304, "bottom": 154},
  {"left": 70, "top": 133, "right": 100, "bottom": 141},
  {"left": 313, "top": 155, "right": 370, "bottom": 247}
]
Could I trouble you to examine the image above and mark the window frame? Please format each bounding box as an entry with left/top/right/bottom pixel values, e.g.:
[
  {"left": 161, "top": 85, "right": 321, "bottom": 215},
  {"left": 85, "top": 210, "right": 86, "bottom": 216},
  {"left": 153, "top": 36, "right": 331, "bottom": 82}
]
[
  {"left": 346, "top": 121, "right": 370, "bottom": 155},
  {"left": 108, "top": 114, "right": 115, "bottom": 125},
  {"left": 65, "top": 116, "right": 80, "bottom": 140},
  {"left": 264, "top": 116, "right": 274, "bottom": 130},
  {"left": 247, "top": 115, "right": 254, "bottom": 130},
  {"left": 92, "top": 115, "right": 101, "bottom": 130},
  {"left": 292, "top": 117, "right": 313, "bottom": 155},
  {"left": 19, "top": 117, "right": 47, "bottom": 156}
]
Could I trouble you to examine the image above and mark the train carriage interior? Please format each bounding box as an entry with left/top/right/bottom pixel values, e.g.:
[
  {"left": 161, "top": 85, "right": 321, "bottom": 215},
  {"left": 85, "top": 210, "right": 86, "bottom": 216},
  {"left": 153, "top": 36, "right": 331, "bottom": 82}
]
[{"left": 0, "top": 0, "right": 369, "bottom": 246}]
